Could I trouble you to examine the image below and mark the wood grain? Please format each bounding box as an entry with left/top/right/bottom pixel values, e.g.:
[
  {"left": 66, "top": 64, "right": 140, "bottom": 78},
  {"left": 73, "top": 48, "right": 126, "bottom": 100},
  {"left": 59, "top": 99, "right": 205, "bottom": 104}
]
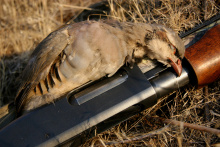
[{"left": 185, "top": 24, "right": 220, "bottom": 88}]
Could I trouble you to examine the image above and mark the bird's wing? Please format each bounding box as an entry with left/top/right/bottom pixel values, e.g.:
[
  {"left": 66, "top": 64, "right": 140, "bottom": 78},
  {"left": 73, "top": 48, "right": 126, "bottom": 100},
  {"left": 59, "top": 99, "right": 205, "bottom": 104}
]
[
  {"left": 15, "top": 20, "right": 130, "bottom": 112},
  {"left": 15, "top": 22, "right": 85, "bottom": 112}
]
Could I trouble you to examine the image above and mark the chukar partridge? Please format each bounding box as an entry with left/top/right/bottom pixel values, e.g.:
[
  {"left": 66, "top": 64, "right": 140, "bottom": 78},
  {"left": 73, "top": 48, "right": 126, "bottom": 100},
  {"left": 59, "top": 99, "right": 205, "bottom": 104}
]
[{"left": 15, "top": 20, "right": 185, "bottom": 114}]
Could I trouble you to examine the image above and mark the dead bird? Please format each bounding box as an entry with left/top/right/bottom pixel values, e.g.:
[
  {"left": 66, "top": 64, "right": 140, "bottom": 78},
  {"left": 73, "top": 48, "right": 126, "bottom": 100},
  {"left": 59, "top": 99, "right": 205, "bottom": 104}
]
[{"left": 6, "top": 20, "right": 185, "bottom": 117}]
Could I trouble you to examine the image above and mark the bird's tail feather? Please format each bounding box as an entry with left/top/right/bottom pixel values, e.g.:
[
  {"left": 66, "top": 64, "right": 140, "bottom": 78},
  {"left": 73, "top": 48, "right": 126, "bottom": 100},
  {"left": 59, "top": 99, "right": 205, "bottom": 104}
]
[{"left": 0, "top": 102, "right": 16, "bottom": 129}]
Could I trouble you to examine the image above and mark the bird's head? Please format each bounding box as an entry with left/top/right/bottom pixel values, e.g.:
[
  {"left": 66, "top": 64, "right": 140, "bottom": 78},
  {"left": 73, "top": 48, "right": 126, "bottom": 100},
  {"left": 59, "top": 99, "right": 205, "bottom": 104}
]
[{"left": 135, "top": 25, "right": 185, "bottom": 76}]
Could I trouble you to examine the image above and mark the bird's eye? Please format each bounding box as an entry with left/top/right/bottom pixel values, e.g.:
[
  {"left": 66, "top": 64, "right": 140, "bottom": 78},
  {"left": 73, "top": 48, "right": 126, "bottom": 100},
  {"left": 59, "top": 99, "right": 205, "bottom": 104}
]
[{"left": 170, "top": 44, "right": 176, "bottom": 54}]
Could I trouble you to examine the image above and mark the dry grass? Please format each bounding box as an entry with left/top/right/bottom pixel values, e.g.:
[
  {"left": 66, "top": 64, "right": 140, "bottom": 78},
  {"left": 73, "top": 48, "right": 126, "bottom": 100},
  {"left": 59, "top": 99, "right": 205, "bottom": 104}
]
[{"left": 0, "top": 0, "right": 220, "bottom": 146}]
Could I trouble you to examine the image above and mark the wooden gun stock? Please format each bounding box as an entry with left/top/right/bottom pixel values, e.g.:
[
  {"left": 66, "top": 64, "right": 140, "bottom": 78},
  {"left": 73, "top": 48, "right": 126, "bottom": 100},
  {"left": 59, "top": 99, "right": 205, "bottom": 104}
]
[{"left": 185, "top": 24, "right": 220, "bottom": 88}]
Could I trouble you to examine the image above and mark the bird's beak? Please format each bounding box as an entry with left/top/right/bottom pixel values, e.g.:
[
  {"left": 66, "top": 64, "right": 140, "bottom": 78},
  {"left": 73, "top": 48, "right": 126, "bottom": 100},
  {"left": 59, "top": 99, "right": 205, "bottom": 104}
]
[{"left": 168, "top": 58, "right": 182, "bottom": 77}]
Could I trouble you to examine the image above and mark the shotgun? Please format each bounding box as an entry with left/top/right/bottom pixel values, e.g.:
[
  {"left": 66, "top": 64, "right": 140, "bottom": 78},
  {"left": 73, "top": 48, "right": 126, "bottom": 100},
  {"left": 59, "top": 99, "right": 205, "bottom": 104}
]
[{"left": 0, "top": 18, "right": 219, "bottom": 146}]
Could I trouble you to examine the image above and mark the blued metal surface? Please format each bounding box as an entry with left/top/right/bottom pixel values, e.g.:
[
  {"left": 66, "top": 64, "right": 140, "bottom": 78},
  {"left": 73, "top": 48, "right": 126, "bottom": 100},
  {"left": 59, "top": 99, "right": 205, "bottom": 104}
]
[
  {"left": 66, "top": 65, "right": 190, "bottom": 147},
  {"left": 144, "top": 63, "right": 168, "bottom": 80},
  {"left": 0, "top": 65, "right": 157, "bottom": 147},
  {"left": 69, "top": 71, "right": 128, "bottom": 106},
  {"left": 0, "top": 63, "right": 191, "bottom": 147},
  {"left": 149, "top": 66, "right": 189, "bottom": 98},
  {"left": 179, "top": 13, "right": 220, "bottom": 38}
]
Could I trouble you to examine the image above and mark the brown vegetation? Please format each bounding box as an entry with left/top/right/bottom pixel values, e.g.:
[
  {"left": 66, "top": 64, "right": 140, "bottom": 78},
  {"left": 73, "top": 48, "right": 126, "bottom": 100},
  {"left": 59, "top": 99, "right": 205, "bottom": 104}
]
[{"left": 0, "top": 0, "right": 219, "bottom": 146}]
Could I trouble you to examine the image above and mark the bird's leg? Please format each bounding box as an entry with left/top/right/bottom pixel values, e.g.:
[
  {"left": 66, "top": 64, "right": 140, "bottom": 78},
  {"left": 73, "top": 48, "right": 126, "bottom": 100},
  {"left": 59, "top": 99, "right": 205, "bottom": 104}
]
[{"left": 125, "top": 50, "right": 135, "bottom": 69}]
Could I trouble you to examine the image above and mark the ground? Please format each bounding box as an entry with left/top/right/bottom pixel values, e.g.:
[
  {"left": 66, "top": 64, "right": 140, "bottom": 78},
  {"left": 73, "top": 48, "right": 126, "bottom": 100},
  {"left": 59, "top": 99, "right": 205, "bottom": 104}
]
[{"left": 0, "top": 0, "right": 219, "bottom": 146}]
